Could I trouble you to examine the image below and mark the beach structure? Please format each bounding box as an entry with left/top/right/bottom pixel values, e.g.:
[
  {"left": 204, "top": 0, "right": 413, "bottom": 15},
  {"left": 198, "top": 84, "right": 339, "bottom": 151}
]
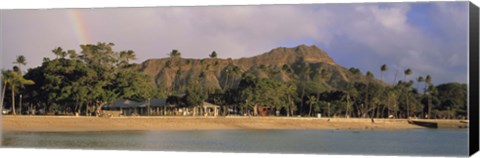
[
  {"left": 191, "top": 102, "right": 221, "bottom": 117},
  {"left": 104, "top": 99, "right": 221, "bottom": 117},
  {"left": 104, "top": 99, "right": 172, "bottom": 116}
]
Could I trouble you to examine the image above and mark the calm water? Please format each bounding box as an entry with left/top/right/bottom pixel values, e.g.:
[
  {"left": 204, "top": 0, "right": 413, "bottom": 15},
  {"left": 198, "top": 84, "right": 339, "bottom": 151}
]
[{"left": 1, "top": 129, "right": 468, "bottom": 156}]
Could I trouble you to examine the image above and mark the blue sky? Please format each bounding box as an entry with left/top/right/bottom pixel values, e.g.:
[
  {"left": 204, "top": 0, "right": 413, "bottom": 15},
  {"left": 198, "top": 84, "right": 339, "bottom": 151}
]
[{"left": 0, "top": 2, "right": 469, "bottom": 85}]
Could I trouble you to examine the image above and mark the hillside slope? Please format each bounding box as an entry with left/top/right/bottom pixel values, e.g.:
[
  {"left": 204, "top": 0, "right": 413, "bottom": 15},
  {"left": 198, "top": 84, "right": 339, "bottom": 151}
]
[{"left": 134, "top": 45, "right": 383, "bottom": 91}]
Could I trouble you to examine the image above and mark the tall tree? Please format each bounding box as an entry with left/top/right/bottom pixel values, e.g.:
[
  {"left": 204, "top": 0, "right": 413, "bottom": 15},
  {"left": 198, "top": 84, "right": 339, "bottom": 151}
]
[
  {"left": 119, "top": 50, "right": 137, "bottom": 67},
  {"left": 404, "top": 68, "right": 412, "bottom": 82},
  {"left": 403, "top": 68, "right": 412, "bottom": 117},
  {"left": 13, "top": 56, "right": 29, "bottom": 115},
  {"left": 306, "top": 95, "right": 318, "bottom": 117},
  {"left": 125, "top": 50, "right": 136, "bottom": 63},
  {"left": 417, "top": 76, "right": 424, "bottom": 90},
  {"left": 307, "top": 70, "right": 330, "bottom": 116},
  {"left": 342, "top": 83, "right": 358, "bottom": 118},
  {"left": 285, "top": 82, "right": 297, "bottom": 117},
  {"left": 168, "top": 49, "right": 182, "bottom": 94},
  {"left": 1, "top": 70, "right": 11, "bottom": 113},
  {"left": 209, "top": 51, "right": 217, "bottom": 58},
  {"left": 426, "top": 84, "right": 436, "bottom": 118},
  {"left": 415, "top": 76, "right": 424, "bottom": 117},
  {"left": 4, "top": 70, "right": 34, "bottom": 115},
  {"left": 223, "top": 65, "right": 233, "bottom": 90},
  {"left": 425, "top": 75, "right": 432, "bottom": 118},
  {"left": 384, "top": 87, "right": 400, "bottom": 118},
  {"left": 169, "top": 49, "right": 181, "bottom": 59},
  {"left": 379, "top": 64, "right": 388, "bottom": 118},
  {"left": 14, "top": 55, "right": 27, "bottom": 74},
  {"left": 380, "top": 64, "right": 387, "bottom": 82},
  {"left": 231, "top": 65, "right": 242, "bottom": 89},
  {"left": 425, "top": 75, "right": 432, "bottom": 93},
  {"left": 281, "top": 64, "right": 297, "bottom": 116},
  {"left": 174, "top": 68, "right": 183, "bottom": 93},
  {"left": 299, "top": 63, "right": 311, "bottom": 116},
  {"left": 52, "top": 47, "right": 64, "bottom": 59},
  {"left": 78, "top": 42, "right": 126, "bottom": 115}
]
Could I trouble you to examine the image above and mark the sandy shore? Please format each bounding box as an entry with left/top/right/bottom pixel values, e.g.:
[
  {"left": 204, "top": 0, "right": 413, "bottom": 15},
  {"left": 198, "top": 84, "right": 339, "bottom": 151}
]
[{"left": 0, "top": 116, "right": 430, "bottom": 132}]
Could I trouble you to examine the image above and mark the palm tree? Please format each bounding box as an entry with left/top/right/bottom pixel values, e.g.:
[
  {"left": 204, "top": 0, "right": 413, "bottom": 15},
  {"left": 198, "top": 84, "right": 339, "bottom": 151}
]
[
  {"left": 281, "top": 64, "right": 296, "bottom": 116},
  {"left": 1, "top": 70, "right": 10, "bottom": 113},
  {"left": 311, "top": 69, "right": 330, "bottom": 116},
  {"left": 306, "top": 95, "right": 317, "bottom": 117},
  {"left": 2, "top": 70, "right": 34, "bottom": 115},
  {"left": 168, "top": 49, "right": 182, "bottom": 69},
  {"left": 380, "top": 64, "right": 387, "bottom": 82},
  {"left": 174, "top": 68, "right": 182, "bottom": 93},
  {"left": 403, "top": 68, "right": 412, "bottom": 118},
  {"left": 365, "top": 70, "right": 377, "bottom": 118},
  {"left": 52, "top": 47, "right": 63, "bottom": 59},
  {"left": 223, "top": 66, "right": 231, "bottom": 90},
  {"left": 285, "top": 83, "right": 296, "bottom": 117},
  {"left": 14, "top": 55, "right": 27, "bottom": 74},
  {"left": 417, "top": 76, "right": 424, "bottom": 90},
  {"left": 168, "top": 49, "right": 182, "bottom": 93},
  {"left": 342, "top": 83, "right": 357, "bottom": 118},
  {"left": 416, "top": 76, "right": 425, "bottom": 117},
  {"left": 15, "top": 55, "right": 26, "bottom": 66},
  {"left": 119, "top": 50, "right": 136, "bottom": 66},
  {"left": 300, "top": 63, "right": 311, "bottom": 116},
  {"left": 231, "top": 66, "right": 242, "bottom": 89},
  {"left": 52, "top": 47, "right": 67, "bottom": 59},
  {"left": 386, "top": 87, "right": 400, "bottom": 118},
  {"left": 425, "top": 75, "right": 432, "bottom": 118},
  {"left": 223, "top": 65, "right": 236, "bottom": 90},
  {"left": 426, "top": 84, "right": 436, "bottom": 119},
  {"left": 209, "top": 51, "right": 217, "bottom": 58},
  {"left": 404, "top": 68, "right": 412, "bottom": 82},
  {"left": 125, "top": 50, "right": 136, "bottom": 63},
  {"left": 379, "top": 64, "right": 388, "bottom": 118},
  {"left": 425, "top": 75, "right": 431, "bottom": 93},
  {"left": 169, "top": 49, "right": 181, "bottom": 59},
  {"left": 68, "top": 50, "right": 79, "bottom": 60},
  {"left": 13, "top": 56, "right": 27, "bottom": 115}
]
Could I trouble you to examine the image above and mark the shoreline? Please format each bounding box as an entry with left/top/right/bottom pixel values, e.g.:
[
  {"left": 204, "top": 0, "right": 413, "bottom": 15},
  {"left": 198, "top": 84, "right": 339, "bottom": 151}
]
[{"left": 1, "top": 116, "right": 464, "bottom": 132}]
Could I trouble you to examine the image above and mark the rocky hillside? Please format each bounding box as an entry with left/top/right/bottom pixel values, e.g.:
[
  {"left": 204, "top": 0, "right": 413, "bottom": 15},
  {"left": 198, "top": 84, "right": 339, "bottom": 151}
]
[{"left": 134, "top": 44, "right": 383, "bottom": 91}]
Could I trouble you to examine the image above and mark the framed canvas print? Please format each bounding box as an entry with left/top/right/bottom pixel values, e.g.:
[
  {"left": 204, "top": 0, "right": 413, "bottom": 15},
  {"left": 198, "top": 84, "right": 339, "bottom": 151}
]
[{"left": 1, "top": 0, "right": 479, "bottom": 157}]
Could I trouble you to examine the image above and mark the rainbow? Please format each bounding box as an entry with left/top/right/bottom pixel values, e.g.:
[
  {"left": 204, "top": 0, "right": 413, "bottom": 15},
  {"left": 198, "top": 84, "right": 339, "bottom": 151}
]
[{"left": 67, "top": 9, "right": 90, "bottom": 45}]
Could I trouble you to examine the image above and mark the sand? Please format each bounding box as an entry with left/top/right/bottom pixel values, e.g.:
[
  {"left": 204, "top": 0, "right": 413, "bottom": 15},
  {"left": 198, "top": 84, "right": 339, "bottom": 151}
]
[{"left": 0, "top": 116, "right": 428, "bottom": 132}]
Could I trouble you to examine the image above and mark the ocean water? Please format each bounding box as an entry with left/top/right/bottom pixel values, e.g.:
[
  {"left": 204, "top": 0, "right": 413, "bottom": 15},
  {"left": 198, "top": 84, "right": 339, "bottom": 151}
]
[{"left": 1, "top": 129, "right": 468, "bottom": 156}]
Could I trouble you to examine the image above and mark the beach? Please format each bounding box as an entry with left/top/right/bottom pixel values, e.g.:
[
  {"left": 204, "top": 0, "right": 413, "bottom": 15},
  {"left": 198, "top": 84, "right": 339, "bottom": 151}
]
[{"left": 1, "top": 116, "right": 430, "bottom": 132}]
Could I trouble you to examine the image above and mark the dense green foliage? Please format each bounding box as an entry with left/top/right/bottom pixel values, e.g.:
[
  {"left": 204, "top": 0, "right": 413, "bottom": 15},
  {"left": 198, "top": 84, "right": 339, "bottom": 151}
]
[
  {"left": 4, "top": 43, "right": 155, "bottom": 115},
  {"left": 0, "top": 43, "right": 468, "bottom": 119}
]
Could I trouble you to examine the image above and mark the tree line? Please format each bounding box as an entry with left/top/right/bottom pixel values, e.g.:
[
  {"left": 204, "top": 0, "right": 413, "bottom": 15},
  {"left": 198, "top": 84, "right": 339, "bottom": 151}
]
[
  {"left": 2, "top": 43, "right": 156, "bottom": 116},
  {"left": 0, "top": 42, "right": 467, "bottom": 119}
]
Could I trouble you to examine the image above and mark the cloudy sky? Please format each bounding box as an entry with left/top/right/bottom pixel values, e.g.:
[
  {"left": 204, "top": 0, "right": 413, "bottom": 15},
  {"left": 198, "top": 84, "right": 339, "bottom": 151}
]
[{"left": 0, "top": 2, "right": 469, "bottom": 85}]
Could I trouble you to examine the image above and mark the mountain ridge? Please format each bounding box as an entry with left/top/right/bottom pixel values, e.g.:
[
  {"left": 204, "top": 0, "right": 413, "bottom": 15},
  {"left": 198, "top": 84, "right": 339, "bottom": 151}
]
[{"left": 133, "top": 44, "right": 381, "bottom": 92}]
